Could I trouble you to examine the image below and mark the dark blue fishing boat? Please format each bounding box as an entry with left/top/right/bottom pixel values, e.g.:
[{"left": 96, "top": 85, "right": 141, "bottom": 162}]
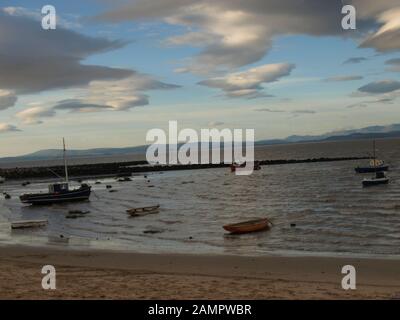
[
  {"left": 355, "top": 140, "right": 389, "bottom": 173},
  {"left": 20, "top": 139, "right": 91, "bottom": 205},
  {"left": 355, "top": 164, "right": 389, "bottom": 173},
  {"left": 20, "top": 183, "right": 91, "bottom": 205}
]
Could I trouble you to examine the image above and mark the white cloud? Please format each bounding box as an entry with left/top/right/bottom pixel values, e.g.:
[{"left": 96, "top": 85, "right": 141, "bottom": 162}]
[
  {"left": 96, "top": 0, "right": 400, "bottom": 74},
  {"left": 0, "top": 123, "right": 20, "bottom": 133},
  {"left": 16, "top": 107, "right": 56, "bottom": 124},
  {"left": 359, "top": 7, "right": 400, "bottom": 52},
  {"left": 53, "top": 74, "right": 180, "bottom": 113},
  {"left": 198, "top": 63, "right": 295, "bottom": 98}
]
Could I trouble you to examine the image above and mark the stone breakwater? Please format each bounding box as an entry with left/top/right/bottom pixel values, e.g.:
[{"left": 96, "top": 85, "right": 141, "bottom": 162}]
[{"left": 0, "top": 156, "right": 370, "bottom": 180}]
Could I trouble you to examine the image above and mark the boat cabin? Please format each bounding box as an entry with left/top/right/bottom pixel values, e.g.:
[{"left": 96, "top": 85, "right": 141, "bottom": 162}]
[
  {"left": 376, "top": 172, "right": 385, "bottom": 179},
  {"left": 49, "top": 183, "right": 69, "bottom": 193}
]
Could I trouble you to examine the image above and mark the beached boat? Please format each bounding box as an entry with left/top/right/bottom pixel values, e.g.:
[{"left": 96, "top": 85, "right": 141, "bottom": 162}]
[
  {"left": 11, "top": 219, "right": 48, "bottom": 229},
  {"left": 362, "top": 171, "right": 389, "bottom": 187},
  {"left": 19, "top": 139, "right": 91, "bottom": 205},
  {"left": 127, "top": 205, "right": 160, "bottom": 217},
  {"left": 355, "top": 140, "right": 389, "bottom": 173},
  {"left": 223, "top": 218, "right": 272, "bottom": 234}
]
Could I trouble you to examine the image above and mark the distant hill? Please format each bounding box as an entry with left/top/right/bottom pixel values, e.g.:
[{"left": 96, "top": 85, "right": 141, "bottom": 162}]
[
  {"left": 1, "top": 124, "right": 400, "bottom": 163},
  {"left": 256, "top": 124, "right": 400, "bottom": 144}
]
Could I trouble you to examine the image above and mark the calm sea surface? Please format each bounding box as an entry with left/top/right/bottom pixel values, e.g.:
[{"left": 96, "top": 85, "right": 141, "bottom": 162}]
[{"left": 1, "top": 138, "right": 400, "bottom": 258}]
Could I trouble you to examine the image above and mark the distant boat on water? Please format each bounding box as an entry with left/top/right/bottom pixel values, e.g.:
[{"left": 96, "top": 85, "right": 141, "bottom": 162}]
[
  {"left": 19, "top": 139, "right": 91, "bottom": 205},
  {"left": 355, "top": 140, "right": 389, "bottom": 173},
  {"left": 362, "top": 171, "right": 389, "bottom": 187}
]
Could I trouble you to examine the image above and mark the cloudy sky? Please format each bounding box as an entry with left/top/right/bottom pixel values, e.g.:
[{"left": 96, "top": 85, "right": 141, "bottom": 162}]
[{"left": 0, "top": 0, "right": 400, "bottom": 156}]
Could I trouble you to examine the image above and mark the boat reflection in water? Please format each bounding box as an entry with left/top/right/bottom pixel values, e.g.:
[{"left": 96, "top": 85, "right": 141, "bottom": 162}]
[{"left": 19, "top": 138, "right": 91, "bottom": 205}]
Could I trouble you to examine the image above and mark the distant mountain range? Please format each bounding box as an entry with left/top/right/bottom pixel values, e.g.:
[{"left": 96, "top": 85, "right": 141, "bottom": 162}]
[
  {"left": 1, "top": 124, "right": 400, "bottom": 163},
  {"left": 255, "top": 124, "right": 400, "bottom": 145}
]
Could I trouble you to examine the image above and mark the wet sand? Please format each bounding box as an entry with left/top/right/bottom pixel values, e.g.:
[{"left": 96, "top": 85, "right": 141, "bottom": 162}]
[{"left": 0, "top": 245, "right": 399, "bottom": 299}]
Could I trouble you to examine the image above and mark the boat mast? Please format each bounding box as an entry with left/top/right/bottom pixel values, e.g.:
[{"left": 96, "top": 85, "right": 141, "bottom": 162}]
[
  {"left": 63, "top": 138, "right": 69, "bottom": 183},
  {"left": 373, "top": 139, "right": 376, "bottom": 168}
]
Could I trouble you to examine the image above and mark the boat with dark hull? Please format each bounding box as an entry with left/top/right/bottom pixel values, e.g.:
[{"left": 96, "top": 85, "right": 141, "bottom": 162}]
[
  {"left": 20, "top": 139, "right": 91, "bottom": 205},
  {"left": 355, "top": 140, "right": 389, "bottom": 173},
  {"left": 362, "top": 172, "right": 389, "bottom": 187},
  {"left": 20, "top": 183, "right": 91, "bottom": 205},
  {"left": 355, "top": 164, "right": 389, "bottom": 173}
]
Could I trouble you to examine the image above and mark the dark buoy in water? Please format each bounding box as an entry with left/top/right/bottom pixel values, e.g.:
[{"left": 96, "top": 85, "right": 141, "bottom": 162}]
[
  {"left": 290, "top": 223, "right": 296, "bottom": 228},
  {"left": 106, "top": 185, "right": 112, "bottom": 189}
]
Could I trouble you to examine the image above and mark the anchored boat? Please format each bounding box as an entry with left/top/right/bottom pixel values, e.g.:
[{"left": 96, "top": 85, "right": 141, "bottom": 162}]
[
  {"left": 20, "top": 139, "right": 91, "bottom": 205},
  {"left": 362, "top": 171, "right": 389, "bottom": 187},
  {"left": 355, "top": 140, "right": 389, "bottom": 173}
]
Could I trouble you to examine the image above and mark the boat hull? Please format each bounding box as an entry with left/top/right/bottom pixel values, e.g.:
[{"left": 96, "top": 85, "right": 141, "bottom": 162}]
[
  {"left": 127, "top": 205, "right": 160, "bottom": 217},
  {"left": 362, "top": 178, "right": 389, "bottom": 187},
  {"left": 355, "top": 165, "right": 389, "bottom": 173},
  {"left": 223, "top": 218, "right": 272, "bottom": 234},
  {"left": 20, "top": 186, "right": 91, "bottom": 205}
]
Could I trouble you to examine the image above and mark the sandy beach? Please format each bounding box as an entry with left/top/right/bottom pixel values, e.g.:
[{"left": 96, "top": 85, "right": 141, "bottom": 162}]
[{"left": 0, "top": 245, "right": 399, "bottom": 299}]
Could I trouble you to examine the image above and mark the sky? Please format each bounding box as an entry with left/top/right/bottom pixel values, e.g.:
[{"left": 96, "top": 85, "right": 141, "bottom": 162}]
[{"left": 0, "top": 0, "right": 400, "bottom": 156}]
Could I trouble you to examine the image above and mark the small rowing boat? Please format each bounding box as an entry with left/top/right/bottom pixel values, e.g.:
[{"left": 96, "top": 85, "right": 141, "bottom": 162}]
[
  {"left": 127, "top": 205, "right": 160, "bottom": 217},
  {"left": 11, "top": 219, "right": 48, "bottom": 229},
  {"left": 223, "top": 218, "right": 272, "bottom": 234}
]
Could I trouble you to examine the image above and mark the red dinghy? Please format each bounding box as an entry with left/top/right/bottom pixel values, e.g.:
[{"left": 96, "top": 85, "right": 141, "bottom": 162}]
[{"left": 223, "top": 218, "right": 272, "bottom": 234}]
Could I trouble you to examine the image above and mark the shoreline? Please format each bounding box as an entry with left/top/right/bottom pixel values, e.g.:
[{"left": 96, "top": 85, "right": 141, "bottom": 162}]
[{"left": 1, "top": 244, "right": 399, "bottom": 299}]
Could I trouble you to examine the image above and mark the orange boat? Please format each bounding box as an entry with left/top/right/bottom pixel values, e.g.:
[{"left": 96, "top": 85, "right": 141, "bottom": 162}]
[{"left": 223, "top": 218, "right": 272, "bottom": 234}]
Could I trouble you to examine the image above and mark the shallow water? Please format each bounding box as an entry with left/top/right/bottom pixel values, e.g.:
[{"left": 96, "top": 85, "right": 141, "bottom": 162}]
[{"left": 1, "top": 138, "right": 400, "bottom": 258}]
